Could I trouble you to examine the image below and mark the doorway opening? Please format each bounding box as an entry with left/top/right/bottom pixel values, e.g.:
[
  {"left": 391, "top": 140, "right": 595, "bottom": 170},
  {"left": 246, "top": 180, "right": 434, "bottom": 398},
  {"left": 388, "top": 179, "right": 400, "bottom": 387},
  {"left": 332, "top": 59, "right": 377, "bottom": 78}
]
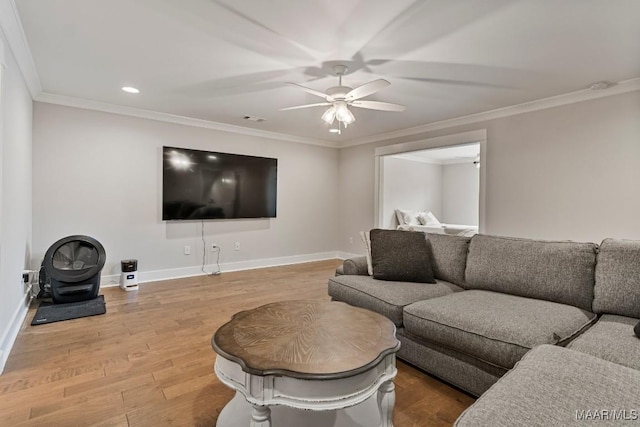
[{"left": 375, "top": 130, "right": 486, "bottom": 235}]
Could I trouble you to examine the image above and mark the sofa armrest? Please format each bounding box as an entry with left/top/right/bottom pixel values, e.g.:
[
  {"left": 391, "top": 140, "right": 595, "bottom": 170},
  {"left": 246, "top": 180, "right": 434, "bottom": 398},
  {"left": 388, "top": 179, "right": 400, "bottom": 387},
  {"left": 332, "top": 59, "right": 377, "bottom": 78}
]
[{"left": 340, "top": 256, "right": 369, "bottom": 276}]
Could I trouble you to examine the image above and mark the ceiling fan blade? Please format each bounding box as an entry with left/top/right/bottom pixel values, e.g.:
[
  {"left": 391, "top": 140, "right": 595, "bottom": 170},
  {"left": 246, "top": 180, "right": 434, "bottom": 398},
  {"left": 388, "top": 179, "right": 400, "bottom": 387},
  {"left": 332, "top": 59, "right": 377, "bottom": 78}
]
[
  {"left": 286, "top": 82, "right": 333, "bottom": 101},
  {"left": 350, "top": 100, "right": 406, "bottom": 112},
  {"left": 280, "top": 103, "right": 331, "bottom": 111},
  {"left": 345, "top": 79, "right": 390, "bottom": 101}
]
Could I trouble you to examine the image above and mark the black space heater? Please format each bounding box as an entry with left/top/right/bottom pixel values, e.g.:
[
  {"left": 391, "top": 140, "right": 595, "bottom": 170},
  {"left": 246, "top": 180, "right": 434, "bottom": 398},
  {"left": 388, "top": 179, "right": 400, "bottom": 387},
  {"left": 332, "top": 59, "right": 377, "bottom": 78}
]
[{"left": 42, "top": 235, "right": 106, "bottom": 304}]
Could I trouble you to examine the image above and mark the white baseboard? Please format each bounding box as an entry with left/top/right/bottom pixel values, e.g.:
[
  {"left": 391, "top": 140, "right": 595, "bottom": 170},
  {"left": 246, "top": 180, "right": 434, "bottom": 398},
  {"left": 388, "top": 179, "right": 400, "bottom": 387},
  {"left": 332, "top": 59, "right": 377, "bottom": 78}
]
[
  {"left": 336, "top": 251, "right": 362, "bottom": 260},
  {"left": 0, "top": 289, "right": 32, "bottom": 374},
  {"left": 100, "top": 251, "right": 343, "bottom": 287}
]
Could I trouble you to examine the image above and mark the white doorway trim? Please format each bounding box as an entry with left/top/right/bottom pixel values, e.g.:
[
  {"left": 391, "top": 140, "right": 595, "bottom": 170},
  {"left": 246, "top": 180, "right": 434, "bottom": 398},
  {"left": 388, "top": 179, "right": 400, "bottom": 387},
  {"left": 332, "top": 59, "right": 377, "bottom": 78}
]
[{"left": 374, "top": 129, "right": 487, "bottom": 231}]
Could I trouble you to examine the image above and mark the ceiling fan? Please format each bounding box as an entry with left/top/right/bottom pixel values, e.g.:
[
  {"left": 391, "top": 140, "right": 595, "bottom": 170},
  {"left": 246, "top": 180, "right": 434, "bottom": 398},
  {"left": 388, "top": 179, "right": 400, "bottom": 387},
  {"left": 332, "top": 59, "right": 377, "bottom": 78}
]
[{"left": 281, "top": 65, "right": 406, "bottom": 134}]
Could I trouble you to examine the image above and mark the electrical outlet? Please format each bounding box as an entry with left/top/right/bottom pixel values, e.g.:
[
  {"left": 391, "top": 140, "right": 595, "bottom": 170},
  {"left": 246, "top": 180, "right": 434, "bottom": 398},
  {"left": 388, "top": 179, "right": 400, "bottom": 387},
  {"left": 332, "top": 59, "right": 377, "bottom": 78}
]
[
  {"left": 234, "top": 242, "right": 240, "bottom": 251},
  {"left": 349, "top": 236, "right": 354, "bottom": 245},
  {"left": 184, "top": 245, "right": 191, "bottom": 255}
]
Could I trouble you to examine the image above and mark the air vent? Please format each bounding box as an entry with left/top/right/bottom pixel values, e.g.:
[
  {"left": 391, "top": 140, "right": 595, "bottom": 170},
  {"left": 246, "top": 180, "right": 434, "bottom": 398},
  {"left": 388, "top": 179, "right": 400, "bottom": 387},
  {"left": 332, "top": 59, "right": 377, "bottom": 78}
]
[
  {"left": 243, "top": 115, "right": 266, "bottom": 122},
  {"left": 588, "top": 81, "right": 614, "bottom": 91}
]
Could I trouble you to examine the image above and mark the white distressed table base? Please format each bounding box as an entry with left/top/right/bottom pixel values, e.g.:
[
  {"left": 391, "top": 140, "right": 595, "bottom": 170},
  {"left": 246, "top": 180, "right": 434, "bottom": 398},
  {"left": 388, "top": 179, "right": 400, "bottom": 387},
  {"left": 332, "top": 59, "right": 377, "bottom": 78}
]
[
  {"left": 249, "top": 404, "right": 271, "bottom": 427},
  {"left": 215, "top": 354, "right": 397, "bottom": 427},
  {"left": 219, "top": 391, "right": 387, "bottom": 427}
]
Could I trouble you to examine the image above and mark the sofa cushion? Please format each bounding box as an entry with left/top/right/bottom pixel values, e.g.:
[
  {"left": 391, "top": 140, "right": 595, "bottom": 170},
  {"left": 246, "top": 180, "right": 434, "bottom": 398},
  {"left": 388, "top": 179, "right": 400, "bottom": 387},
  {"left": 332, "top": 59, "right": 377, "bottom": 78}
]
[
  {"left": 403, "top": 290, "right": 596, "bottom": 369},
  {"left": 370, "top": 229, "right": 435, "bottom": 283},
  {"left": 567, "top": 314, "right": 640, "bottom": 370},
  {"left": 426, "top": 234, "right": 470, "bottom": 287},
  {"left": 465, "top": 234, "right": 597, "bottom": 311},
  {"left": 455, "top": 345, "right": 640, "bottom": 427},
  {"left": 328, "top": 275, "right": 462, "bottom": 326},
  {"left": 593, "top": 238, "right": 640, "bottom": 317}
]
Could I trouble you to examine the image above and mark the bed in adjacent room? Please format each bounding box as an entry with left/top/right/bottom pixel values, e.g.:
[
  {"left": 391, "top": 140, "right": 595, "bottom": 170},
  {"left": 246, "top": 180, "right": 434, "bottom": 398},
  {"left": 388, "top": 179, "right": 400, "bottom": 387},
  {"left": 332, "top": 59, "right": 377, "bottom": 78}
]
[{"left": 395, "top": 209, "right": 478, "bottom": 237}]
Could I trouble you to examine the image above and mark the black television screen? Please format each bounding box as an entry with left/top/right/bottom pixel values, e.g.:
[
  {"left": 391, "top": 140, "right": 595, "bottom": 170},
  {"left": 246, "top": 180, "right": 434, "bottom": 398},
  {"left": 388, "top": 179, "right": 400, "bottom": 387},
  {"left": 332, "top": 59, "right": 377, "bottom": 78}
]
[{"left": 162, "top": 146, "right": 277, "bottom": 220}]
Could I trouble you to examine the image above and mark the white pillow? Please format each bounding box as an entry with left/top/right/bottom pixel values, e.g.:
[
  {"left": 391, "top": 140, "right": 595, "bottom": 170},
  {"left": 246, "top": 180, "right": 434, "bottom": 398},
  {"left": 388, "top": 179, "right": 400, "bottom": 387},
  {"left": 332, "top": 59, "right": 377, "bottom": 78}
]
[
  {"left": 359, "top": 231, "right": 373, "bottom": 275},
  {"left": 396, "top": 209, "right": 420, "bottom": 226},
  {"left": 417, "top": 211, "right": 441, "bottom": 226}
]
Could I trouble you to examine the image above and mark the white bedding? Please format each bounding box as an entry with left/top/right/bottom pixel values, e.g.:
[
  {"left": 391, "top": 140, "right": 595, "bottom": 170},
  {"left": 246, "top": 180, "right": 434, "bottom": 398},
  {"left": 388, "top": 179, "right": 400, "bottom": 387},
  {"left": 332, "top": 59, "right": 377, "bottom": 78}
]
[{"left": 397, "top": 223, "right": 478, "bottom": 237}]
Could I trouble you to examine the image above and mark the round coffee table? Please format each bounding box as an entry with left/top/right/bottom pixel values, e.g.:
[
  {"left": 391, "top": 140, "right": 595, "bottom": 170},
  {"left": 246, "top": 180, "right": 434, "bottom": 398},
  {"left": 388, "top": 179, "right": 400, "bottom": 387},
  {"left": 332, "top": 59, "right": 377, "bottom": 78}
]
[{"left": 211, "top": 300, "right": 400, "bottom": 427}]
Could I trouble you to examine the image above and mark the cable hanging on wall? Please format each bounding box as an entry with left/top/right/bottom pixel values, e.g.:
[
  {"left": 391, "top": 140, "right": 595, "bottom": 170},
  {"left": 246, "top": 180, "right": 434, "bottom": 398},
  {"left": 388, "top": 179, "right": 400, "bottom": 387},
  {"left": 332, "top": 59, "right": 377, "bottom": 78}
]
[{"left": 201, "top": 219, "right": 221, "bottom": 276}]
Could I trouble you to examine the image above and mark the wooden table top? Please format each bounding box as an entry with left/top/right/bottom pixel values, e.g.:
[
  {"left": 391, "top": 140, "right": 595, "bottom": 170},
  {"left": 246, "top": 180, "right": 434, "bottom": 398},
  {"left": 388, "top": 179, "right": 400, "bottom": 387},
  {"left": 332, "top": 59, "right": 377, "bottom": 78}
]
[{"left": 212, "top": 300, "right": 400, "bottom": 380}]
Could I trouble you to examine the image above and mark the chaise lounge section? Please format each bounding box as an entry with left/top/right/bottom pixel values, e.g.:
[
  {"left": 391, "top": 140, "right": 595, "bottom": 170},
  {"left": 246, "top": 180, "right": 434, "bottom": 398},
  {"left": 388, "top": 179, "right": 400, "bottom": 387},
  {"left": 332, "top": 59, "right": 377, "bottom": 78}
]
[{"left": 455, "top": 344, "right": 640, "bottom": 426}]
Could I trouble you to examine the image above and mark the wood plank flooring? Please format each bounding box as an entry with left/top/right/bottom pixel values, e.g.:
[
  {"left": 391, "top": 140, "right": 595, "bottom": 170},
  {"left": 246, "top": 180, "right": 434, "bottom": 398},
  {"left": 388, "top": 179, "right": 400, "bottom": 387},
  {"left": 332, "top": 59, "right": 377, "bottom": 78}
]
[{"left": 0, "top": 260, "right": 474, "bottom": 426}]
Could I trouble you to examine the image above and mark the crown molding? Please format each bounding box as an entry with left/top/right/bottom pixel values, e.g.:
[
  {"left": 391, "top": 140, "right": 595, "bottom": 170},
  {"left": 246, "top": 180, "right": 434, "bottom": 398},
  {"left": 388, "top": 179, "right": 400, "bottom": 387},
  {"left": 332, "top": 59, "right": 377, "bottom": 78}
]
[
  {"left": 342, "top": 77, "right": 640, "bottom": 148},
  {"left": 34, "top": 77, "right": 640, "bottom": 150},
  {"left": 391, "top": 153, "right": 442, "bottom": 165},
  {"left": 0, "top": 0, "right": 42, "bottom": 97},
  {"left": 6, "top": 0, "right": 637, "bottom": 152},
  {"left": 36, "top": 92, "right": 339, "bottom": 148},
  {"left": 375, "top": 130, "right": 486, "bottom": 157}
]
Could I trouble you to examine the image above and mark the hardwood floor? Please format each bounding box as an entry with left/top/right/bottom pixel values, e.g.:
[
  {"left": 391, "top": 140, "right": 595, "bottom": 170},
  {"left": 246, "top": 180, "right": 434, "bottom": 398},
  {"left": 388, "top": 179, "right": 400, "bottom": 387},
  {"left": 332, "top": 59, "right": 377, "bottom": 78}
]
[{"left": 0, "top": 260, "right": 474, "bottom": 426}]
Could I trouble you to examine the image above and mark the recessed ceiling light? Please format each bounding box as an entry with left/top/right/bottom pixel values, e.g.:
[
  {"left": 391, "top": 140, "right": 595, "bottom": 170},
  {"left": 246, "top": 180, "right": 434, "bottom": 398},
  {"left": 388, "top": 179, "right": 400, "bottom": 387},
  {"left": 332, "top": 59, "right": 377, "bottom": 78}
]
[{"left": 122, "top": 86, "right": 140, "bottom": 94}]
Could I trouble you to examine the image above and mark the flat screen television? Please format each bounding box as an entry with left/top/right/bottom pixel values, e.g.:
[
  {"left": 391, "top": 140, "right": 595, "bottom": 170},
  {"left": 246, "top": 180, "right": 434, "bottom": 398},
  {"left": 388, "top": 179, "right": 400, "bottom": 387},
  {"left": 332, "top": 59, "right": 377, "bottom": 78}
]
[{"left": 162, "top": 146, "right": 277, "bottom": 220}]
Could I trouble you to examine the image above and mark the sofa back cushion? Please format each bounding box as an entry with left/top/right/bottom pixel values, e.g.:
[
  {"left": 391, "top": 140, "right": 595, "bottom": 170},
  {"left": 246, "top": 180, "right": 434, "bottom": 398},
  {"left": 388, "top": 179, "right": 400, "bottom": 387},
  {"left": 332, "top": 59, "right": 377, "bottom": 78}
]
[
  {"left": 465, "top": 235, "right": 597, "bottom": 311},
  {"left": 593, "top": 239, "right": 640, "bottom": 317},
  {"left": 426, "top": 234, "right": 471, "bottom": 287}
]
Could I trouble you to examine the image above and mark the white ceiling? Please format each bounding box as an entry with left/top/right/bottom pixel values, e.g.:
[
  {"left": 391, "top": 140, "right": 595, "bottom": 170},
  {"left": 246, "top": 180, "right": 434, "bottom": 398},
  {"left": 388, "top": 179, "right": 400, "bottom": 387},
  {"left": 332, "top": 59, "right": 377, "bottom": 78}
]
[{"left": 14, "top": 0, "right": 640, "bottom": 144}]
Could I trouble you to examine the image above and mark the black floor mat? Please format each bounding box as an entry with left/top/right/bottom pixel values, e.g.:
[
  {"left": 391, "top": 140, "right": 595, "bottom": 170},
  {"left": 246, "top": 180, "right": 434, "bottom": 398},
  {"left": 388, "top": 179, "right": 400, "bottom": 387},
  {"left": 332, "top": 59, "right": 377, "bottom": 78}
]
[{"left": 31, "top": 295, "right": 106, "bottom": 326}]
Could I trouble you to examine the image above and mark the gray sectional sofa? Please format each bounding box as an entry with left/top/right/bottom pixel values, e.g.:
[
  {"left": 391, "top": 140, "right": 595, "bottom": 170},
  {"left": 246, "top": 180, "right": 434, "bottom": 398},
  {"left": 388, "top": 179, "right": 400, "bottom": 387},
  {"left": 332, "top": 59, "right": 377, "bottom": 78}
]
[{"left": 329, "top": 233, "right": 640, "bottom": 424}]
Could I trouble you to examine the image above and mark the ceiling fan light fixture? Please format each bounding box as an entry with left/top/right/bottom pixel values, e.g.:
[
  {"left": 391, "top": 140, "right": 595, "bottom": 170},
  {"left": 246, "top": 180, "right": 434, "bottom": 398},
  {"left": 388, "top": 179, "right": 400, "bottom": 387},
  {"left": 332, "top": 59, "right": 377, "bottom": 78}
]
[
  {"left": 334, "top": 101, "right": 355, "bottom": 125},
  {"left": 321, "top": 106, "right": 336, "bottom": 124},
  {"left": 285, "top": 64, "right": 404, "bottom": 131},
  {"left": 329, "top": 121, "right": 342, "bottom": 135}
]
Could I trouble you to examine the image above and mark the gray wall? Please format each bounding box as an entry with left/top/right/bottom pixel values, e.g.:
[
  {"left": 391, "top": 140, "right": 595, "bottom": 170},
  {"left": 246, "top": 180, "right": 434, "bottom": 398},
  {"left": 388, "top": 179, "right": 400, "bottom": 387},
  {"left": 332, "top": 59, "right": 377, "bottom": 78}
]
[
  {"left": 338, "top": 90, "right": 640, "bottom": 253},
  {"left": 381, "top": 157, "right": 442, "bottom": 229},
  {"left": 0, "top": 35, "right": 33, "bottom": 371},
  {"left": 442, "top": 162, "right": 479, "bottom": 226},
  {"left": 32, "top": 103, "right": 339, "bottom": 279}
]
